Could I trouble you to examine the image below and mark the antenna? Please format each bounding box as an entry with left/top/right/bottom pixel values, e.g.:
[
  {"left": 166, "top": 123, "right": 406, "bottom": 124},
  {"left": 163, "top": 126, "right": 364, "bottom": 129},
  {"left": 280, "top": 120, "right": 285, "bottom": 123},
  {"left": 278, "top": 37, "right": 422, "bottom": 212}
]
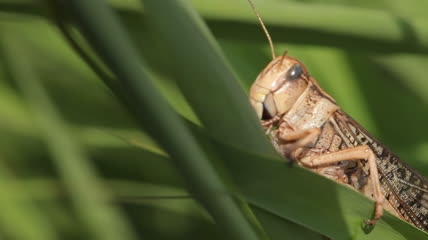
[{"left": 247, "top": 0, "right": 275, "bottom": 60}]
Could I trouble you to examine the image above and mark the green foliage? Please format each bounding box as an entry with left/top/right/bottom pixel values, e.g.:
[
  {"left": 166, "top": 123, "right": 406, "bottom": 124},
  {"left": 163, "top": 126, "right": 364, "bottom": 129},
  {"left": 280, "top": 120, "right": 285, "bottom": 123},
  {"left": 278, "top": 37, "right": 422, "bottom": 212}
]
[{"left": 0, "top": 0, "right": 428, "bottom": 239}]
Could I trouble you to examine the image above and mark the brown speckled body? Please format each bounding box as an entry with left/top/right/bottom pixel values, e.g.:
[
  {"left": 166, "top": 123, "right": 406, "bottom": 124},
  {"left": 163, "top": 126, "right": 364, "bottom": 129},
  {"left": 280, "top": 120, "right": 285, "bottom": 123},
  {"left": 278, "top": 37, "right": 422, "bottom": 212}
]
[
  {"left": 330, "top": 110, "right": 428, "bottom": 231},
  {"left": 250, "top": 55, "right": 428, "bottom": 232}
]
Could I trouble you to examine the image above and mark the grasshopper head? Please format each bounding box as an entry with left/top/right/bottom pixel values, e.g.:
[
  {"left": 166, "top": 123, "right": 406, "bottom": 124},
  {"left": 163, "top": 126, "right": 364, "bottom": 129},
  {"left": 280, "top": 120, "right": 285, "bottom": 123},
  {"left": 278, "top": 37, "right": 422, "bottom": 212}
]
[{"left": 249, "top": 55, "right": 311, "bottom": 120}]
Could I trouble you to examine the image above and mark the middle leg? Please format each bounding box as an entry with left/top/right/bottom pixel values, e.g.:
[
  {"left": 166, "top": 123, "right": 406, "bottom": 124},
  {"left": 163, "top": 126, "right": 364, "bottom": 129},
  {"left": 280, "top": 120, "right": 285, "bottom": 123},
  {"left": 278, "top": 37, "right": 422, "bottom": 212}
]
[{"left": 299, "top": 145, "right": 384, "bottom": 225}]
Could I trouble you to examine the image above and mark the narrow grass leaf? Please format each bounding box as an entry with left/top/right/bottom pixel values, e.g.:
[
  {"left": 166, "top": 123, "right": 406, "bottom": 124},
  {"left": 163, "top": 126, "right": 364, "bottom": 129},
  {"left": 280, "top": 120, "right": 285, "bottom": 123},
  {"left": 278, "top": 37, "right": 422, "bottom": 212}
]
[
  {"left": 0, "top": 161, "right": 58, "bottom": 240},
  {"left": 143, "top": 0, "right": 275, "bottom": 156},
  {"left": 191, "top": 0, "right": 428, "bottom": 53},
  {"left": 2, "top": 35, "right": 138, "bottom": 240},
  {"left": 61, "top": 1, "right": 261, "bottom": 239},
  {"left": 4, "top": 0, "right": 428, "bottom": 53}
]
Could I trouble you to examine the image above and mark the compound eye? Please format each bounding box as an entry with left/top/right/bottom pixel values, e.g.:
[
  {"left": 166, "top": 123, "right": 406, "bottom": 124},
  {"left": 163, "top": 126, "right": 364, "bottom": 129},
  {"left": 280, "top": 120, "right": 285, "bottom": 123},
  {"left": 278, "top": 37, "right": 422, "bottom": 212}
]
[{"left": 286, "top": 64, "right": 303, "bottom": 80}]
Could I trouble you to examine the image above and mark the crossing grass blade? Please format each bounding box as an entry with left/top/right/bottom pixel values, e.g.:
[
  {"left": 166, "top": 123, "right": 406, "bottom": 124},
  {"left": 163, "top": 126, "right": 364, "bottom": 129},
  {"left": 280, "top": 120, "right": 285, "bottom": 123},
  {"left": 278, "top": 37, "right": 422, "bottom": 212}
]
[{"left": 60, "top": 0, "right": 263, "bottom": 239}]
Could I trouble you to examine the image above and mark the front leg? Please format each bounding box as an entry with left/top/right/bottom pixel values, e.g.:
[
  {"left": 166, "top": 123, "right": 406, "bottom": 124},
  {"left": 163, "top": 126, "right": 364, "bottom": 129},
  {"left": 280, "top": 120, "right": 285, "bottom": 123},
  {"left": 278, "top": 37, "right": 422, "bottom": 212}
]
[
  {"left": 262, "top": 115, "right": 281, "bottom": 134},
  {"left": 278, "top": 127, "right": 321, "bottom": 156},
  {"left": 299, "top": 145, "right": 384, "bottom": 225}
]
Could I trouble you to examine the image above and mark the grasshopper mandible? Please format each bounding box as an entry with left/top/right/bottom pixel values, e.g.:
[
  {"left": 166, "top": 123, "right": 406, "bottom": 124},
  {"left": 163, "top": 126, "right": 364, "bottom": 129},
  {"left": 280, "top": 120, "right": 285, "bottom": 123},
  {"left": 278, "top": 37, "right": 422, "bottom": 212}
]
[{"left": 247, "top": 0, "right": 428, "bottom": 231}]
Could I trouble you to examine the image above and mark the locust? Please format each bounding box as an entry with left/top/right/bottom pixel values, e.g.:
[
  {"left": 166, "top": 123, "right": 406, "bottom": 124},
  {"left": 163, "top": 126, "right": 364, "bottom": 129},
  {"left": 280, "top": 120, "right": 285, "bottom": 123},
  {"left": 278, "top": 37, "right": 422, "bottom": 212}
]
[{"left": 247, "top": 0, "right": 428, "bottom": 232}]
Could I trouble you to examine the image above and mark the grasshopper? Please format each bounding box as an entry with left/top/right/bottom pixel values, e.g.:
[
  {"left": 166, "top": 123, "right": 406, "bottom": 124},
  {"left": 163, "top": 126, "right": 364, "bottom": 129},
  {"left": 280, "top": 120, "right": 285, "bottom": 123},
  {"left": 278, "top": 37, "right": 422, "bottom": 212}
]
[{"left": 247, "top": 0, "right": 428, "bottom": 231}]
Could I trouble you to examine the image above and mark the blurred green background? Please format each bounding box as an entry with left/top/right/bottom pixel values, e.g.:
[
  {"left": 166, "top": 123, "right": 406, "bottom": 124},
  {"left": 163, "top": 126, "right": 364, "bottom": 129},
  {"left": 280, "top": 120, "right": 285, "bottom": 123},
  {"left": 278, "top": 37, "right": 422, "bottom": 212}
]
[{"left": 1, "top": 0, "right": 428, "bottom": 239}]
